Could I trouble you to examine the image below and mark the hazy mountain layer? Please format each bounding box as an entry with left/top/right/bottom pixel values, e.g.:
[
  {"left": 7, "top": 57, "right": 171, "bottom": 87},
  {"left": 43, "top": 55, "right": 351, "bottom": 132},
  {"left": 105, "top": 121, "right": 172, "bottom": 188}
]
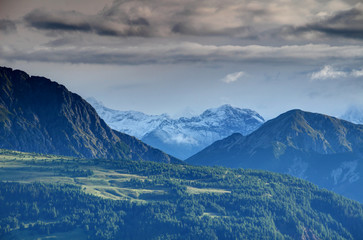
[{"left": 187, "top": 109, "right": 363, "bottom": 202}]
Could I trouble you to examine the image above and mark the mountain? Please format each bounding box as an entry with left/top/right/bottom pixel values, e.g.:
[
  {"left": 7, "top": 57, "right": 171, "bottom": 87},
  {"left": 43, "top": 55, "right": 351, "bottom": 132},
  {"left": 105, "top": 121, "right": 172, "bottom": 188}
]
[
  {"left": 86, "top": 97, "right": 170, "bottom": 139},
  {"left": 0, "top": 66, "right": 179, "bottom": 163},
  {"left": 341, "top": 106, "right": 363, "bottom": 124},
  {"left": 88, "top": 98, "right": 265, "bottom": 159},
  {"left": 187, "top": 109, "right": 363, "bottom": 202}
]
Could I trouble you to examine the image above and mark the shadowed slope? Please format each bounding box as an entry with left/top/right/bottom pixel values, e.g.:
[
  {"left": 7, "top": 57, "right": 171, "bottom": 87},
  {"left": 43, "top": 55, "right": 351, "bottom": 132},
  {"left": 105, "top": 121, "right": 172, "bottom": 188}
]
[{"left": 0, "top": 66, "right": 179, "bottom": 163}]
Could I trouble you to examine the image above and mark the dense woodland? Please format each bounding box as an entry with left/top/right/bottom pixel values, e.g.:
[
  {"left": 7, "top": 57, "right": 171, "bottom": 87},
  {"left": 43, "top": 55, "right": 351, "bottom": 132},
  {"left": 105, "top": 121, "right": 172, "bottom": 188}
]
[{"left": 1, "top": 155, "right": 363, "bottom": 240}]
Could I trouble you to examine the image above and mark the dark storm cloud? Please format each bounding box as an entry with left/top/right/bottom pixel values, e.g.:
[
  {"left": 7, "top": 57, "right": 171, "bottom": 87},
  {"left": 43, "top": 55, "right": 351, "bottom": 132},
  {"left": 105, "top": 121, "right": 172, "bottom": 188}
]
[
  {"left": 21, "top": 0, "right": 269, "bottom": 39},
  {"left": 24, "top": 9, "right": 152, "bottom": 37},
  {"left": 5, "top": 0, "right": 363, "bottom": 42},
  {"left": 291, "top": 7, "right": 363, "bottom": 40},
  {"left": 168, "top": 0, "right": 266, "bottom": 38},
  {"left": 4, "top": 0, "right": 363, "bottom": 67},
  {"left": 0, "top": 19, "right": 16, "bottom": 33}
]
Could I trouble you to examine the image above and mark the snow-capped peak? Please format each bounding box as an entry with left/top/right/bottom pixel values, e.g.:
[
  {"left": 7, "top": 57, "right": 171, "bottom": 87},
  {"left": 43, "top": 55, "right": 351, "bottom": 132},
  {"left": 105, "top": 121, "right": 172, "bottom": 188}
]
[
  {"left": 86, "top": 97, "right": 170, "bottom": 139},
  {"left": 201, "top": 104, "right": 264, "bottom": 123},
  {"left": 87, "top": 98, "right": 265, "bottom": 159}
]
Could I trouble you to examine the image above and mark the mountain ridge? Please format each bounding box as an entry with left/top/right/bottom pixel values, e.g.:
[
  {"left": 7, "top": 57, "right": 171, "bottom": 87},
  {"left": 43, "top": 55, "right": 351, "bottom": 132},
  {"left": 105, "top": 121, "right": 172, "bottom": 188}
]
[
  {"left": 187, "top": 109, "right": 363, "bottom": 202},
  {"left": 88, "top": 98, "right": 265, "bottom": 159},
  {"left": 0, "top": 66, "right": 179, "bottom": 163}
]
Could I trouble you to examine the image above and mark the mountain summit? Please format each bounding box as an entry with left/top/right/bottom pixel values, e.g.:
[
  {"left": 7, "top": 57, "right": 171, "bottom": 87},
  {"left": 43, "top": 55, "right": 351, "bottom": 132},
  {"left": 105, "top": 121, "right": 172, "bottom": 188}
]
[
  {"left": 88, "top": 99, "right": 264, "bottom": 159},
  {"left": 187, "top": 109, "right": 363, "bottom": 202},
  {"left": 86, "top": 97, "right": 170, "bottom": 139},
  {"left": 0, "top": 67, "right": 178, "bottom": 163}
]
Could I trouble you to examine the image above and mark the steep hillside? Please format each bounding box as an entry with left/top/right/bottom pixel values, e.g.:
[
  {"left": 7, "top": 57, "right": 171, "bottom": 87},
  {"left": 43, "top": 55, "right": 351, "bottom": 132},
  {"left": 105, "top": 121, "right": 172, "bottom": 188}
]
[
  {"left": 0, "top": 67, "right": 178, "bottom": 163},
  {"left": 187, "top": 109, "right": 363, "bottom": 202}
]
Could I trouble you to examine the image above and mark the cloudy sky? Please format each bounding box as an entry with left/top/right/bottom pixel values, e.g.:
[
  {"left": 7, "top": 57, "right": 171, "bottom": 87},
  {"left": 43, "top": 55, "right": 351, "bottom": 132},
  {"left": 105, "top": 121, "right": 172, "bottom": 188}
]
[{"left": 1, "top": 0, "right": 363, "bottom": 119}]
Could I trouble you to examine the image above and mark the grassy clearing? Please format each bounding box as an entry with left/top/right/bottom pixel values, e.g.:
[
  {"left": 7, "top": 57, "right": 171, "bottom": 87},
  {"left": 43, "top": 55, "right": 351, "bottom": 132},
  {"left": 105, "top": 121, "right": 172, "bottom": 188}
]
[
  {"left": 0, "top": 149, "right": 230, "bottom": 203},
  {"left": 201, "top": 212, "right": 223, "bottom": 218},
  {"left": 0, "top": 149, "right": 73, "bottom": 162},
  {"left": 82, "top": 180, "right": 167, "bottom": 201},
  {"left": 186, "top": 186, "right": 231, "bottom": 195}
]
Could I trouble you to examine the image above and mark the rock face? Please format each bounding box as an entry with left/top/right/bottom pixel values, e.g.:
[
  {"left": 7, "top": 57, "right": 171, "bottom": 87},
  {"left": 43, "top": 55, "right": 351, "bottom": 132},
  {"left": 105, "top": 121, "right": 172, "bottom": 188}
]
[
  {"left": 0, "top": 67, "right": 179, "bottom": 163},
  {"left": 187, "top": 109, "right": 363, "bottom": 202},
  {"left": 88, "top": 98, "right": 264, "bottom": 159}
]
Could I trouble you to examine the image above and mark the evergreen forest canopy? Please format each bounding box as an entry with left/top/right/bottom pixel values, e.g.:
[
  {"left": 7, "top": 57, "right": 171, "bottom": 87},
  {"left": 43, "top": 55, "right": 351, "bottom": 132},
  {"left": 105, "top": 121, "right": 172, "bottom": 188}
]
[{"left": 0, "top": 149, "right": 363, "bottom": 240}]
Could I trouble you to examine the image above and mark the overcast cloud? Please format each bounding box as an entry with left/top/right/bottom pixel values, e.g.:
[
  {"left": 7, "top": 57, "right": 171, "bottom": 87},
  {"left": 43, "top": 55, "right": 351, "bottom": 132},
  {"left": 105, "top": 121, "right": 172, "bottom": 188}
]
[
  {"left": 0, "top": 0, "right": 362, "bottom": 118},
  {"left": 0, "top": 19, "right": 17, "bottom": 33},
  {"left": 290, "top": 5, "right": 363, "bottom": 40},
  {"left": 2, "top": 43, "right": 363, "bottom": 65}
]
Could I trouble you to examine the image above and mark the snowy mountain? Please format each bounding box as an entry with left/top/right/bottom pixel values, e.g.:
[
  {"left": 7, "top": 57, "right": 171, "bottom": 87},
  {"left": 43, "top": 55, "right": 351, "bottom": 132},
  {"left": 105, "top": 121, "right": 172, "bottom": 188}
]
[
  {"left": 87, "top": 98, "right": 265, "bottom": 159},
  {"left": 341, "top": 106, "right": 363, "bottom": 124},
  {"left": 87, "top": 98, "right": 170, "bottom": 139}
]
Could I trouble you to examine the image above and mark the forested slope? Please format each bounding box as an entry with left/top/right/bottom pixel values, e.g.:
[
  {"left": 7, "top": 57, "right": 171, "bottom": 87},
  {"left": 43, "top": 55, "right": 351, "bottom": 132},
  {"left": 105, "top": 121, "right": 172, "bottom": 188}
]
[{"left": 1, "top": 150, "right": 363, "bottom": 240}]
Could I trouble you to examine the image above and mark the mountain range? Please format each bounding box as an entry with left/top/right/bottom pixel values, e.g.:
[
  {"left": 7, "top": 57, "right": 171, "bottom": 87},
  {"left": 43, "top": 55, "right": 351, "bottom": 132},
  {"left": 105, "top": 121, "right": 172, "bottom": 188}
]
[
  {"left": 2, "top": 65, "right": 363, "bottom": 239},
  {"left": 187, "top": 109, "right": 363, "bottom": 202},
  {"left": 87, "top": 98, "right": 265, "bottom": 159},
  {"left": 0, "top": 67, "right": 179, "bottom": 163},
  {"left": 2, "top": 65, "right": 363, "bottom": 202}
]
